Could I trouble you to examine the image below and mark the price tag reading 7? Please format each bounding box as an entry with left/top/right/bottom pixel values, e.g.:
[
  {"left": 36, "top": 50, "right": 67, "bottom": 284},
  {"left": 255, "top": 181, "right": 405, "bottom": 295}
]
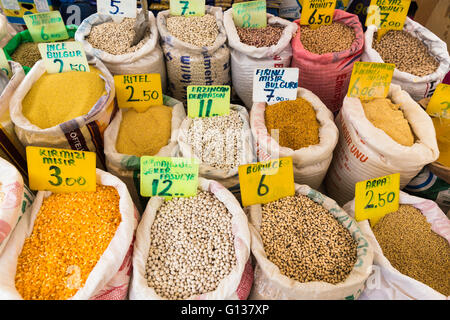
[
  {"left": 300, "top": 0, "right": 337, "bottom": 28},
  {"left": 238, "top": 157, "right": 295, "bottom": 207},
  {"left": 365, "top": 0, "right": 411, "bottom": 34},
  {"left": 354, "top": 173, "right": 400, "bottom": 226},
  {"left": 97, "top": 0, "right": 137, "bottom": 18},
  {"left": 170, "top": 0, "right": 205, "bottom": 16},
  {"left": 26, "top": 146, "right": 96, "bottom": 193}
]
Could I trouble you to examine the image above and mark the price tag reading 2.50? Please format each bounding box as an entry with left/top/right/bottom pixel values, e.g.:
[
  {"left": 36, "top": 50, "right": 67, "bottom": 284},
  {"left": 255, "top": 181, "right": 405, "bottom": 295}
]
[
  {"left": 238, "top": 157, "right": 295, "bottom": 207},
  {"left": 38, "top": 42, "right": 90, "bottom": 74},
  {"left": 170, "top": 0, "right": 205, "bottom": 16},
  {"left": 187, "top": 85, "right": 230, "bottom": 118},
  {"left": 140, "top": 156, "right": 199, "bottom": 198},
  {"left": 300, "top": 0, "right": 337, "bottom": 28},
  {"left": 26, "top": 146, "right": 96, "bottom": 193},
  {"left": 354, "top": 173, "right": 400, "bottom": 226},
  {"left": 114, "top": 73, "right": 163, "bottom": 112}
]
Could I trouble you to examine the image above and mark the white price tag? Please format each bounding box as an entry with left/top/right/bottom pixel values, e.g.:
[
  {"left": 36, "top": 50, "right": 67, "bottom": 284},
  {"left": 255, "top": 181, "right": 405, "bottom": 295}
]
[
  {"left": 1, "top": 0, "right": 20, "bottom": 10},
  {"left": 38, "top": 41, "right": 90, "bottom": 74},
  {"left": 97, "top": 0, "right": 137, "bottom": 19},
  {"left": 252, "top": 68, "right": 299, "bottom": 104}
]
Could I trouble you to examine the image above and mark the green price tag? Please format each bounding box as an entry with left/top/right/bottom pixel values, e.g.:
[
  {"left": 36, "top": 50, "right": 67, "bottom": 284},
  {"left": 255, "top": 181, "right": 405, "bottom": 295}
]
[
  {"left": 347, "top": 62, "right": 395, "bottom": 99},
  {"left": 140, "top": 156, "right": 199, "bottom": 198},
  {"left": 23, "top": 11, "right": 69, "bottom": 43},
  {"left": 232, "top": 0, "right": 267, "bottom": 28},
  {"left": 187, "top": 85, "right": 230, "bottom": 118},
  {"left": 354, "top": 173, "right": 400, "bottom": 226},
  {"left": 0, "top": 50, "right": 11, "bottom": 78},
  {"left": 38, "top": 41, "right": 90, "bottom": 74},
  {"left": 170, "top": 0, "right": 205, "bottom": 16}
]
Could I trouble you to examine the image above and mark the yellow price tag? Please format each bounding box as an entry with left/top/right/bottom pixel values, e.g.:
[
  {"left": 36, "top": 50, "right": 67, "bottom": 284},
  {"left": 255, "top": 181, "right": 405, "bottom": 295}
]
[
  {"left": 38, "top": 42, "right": 90, "bottom": 74},
  {"left": 23, "top": 11, "right": 69, "bottom": 43},
  {"left": 365, "top": 0, "right": 411, "bottom": 31},
  {"left": 187, "top": 85, "right": 230, "bottom": 118},
  {"left": 0, "top": 49, "right": 11, "bottom": 78},
  {"left": 26, "top": 146, "right": 96, "bottom": 193},
  {"left": 140, "top": 156, "right": 199, "bottom": 198},
  {"left": 114, "top": 74, "right": 163, "bottom": 112},
  {"left": 426, "top": 83, "right": 450, "bottom": 118},
  {"left": 232, "top": 0, "right": 267, "bottom": 28},
  {"left": 238, "top": 157, "right": 295, "bottom": 207},
  {"left": 355, "top": 173, "right": 400, "bottom": 226},
  {"left": 170, "top": 0, "right": 205, "bottom": 16},
  {"left": 347, "top": 62, "right": 395, "bottom": 99},
  {"left": 300, "top": 0, "right": 337, "bottom": 27}
]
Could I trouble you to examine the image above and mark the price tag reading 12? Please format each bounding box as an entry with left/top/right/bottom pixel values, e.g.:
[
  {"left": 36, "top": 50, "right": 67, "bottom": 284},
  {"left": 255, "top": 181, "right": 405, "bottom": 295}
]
[
  {"left": 253, "top": 68, "right": 299, "bottom": 104},
  {"left": 187, "top": 85, "right": 230, "bottom": 118},
  {"left": 232, "top": 0, "right": 267, "bottom": 28},
  {"left": 97, "top": 0, "right": 137, "bottom": 18},
  {"left": 26, "top": 146, "right": 96, "bottom": 193},
  {"left": 38, "top": 42, "right": 90, "bottom": 74},
  {"left": 140, "top": 156, "right": 199, "bottom": 198},
  {"left": 366, "top": 0, "right": 411, "bottom": 31},
  {"left": 114, "top": 74, "right": 163, "bottom": 112},
  {"left": 300, "top": 0, "right": 337, "bottom": 28},
  {"left": 347, "top": 62, "right": 395, "bottom": 99},
  {"left": 354, "top": 173, "right": 400, "bottom": 226},
  {"left": 238, "top": 157, "right": 295, "bottom": 207},
  {"left": 23, "top": 11, "right": 69, "bottom": 43},
  {"left": 170, "top": 0, "right": 205, "bottom": 16}
]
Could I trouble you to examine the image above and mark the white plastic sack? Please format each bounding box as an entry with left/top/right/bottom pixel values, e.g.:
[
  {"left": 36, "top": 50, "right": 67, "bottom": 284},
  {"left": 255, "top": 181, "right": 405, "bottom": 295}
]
[
  {"left": 223, "top": 9, "right": 297, "bottom": 108},
  {"left": 157, "top": 6, "right": 231, "bottom": 102},
  {"left": 250, "top": 88, "right": 339, "bottom": 189},
  {"left": 104, "top": 95, "right": 185, "bottom": 213},
  {"left": 248, "top": 184, "right": 373, "bottom": 300},
  {"left": 10, "top": 59, "right": 115, "bottom": 170},
  {"left": 362, "top": 18, "right": 450, "bottom": 101},
  {"left": 130, "top": 177, "right": 253, "bottom": 300},
  {"left": 0, "top": 169, "right": 139, "bottom": 300},
  {"left": 177, "top": 104, "right": 255, "bottom": 198},
  {"left": 343, "top": 191, "right": 450, "bottom": 300},
  {"left": 0, "top": 13, "right": 17, "bottom": 48},
  {"left": 325, "top": 84, "right": 440, "bottom": 206},
  {"left": 75, "top": 11, "right": 167, "bottom": 91}
]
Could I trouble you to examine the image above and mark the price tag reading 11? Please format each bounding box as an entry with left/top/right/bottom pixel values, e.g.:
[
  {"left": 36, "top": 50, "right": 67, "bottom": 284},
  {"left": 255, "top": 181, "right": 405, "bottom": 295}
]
[
  {"left": 232, "top": 0, "right": 267, "bottom": 28},
  {"left": 354, "top": 173, "right": 400, "bottom": 226},
  {"left": 300, "top": 0, "right": 337, "bottom": 28},
  {"left": 238, "top": 157, "right": 295, "bottom": 207},
  {"left": 114, "top": 74, "right": 163, "bottom": 112},
  {"left": 187, "top": 85, "right": 230, "bottom": 118},
  {"left": 140, "top": 156, "right": 199, "bottom": 198},
  {"left": 26, "top": 146, "right": 96, "bottom": 193},
  {"left": 347, "top": 62, "right": 395, "bottom": 99},
  {"left": 170, "top": 0, "right": 205, "bottom": 16},
  {"left": 23, "top": 11, "right": 69, "bottom": 43},
  {"left": 38, "top": 42, "right": 90, "bottom": 74}
]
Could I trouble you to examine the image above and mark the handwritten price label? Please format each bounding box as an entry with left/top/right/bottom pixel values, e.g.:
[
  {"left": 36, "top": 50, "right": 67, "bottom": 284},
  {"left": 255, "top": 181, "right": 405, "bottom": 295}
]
[
  {"left": 140, "top": 156, "right": 199, "bottom": 198},
  {"left": 97, "top": 0, "right": 137, "bottom": 18},
  {"left": 232, "top": 0, "right": 267, "bottom": 28},
  {"left": 355, "top": 173, "right": 400, "bottom": 226},
  {"left": 23, "top": 11, "right": 69, "bottom": 43},
  {"left": 0, "top": 50, "right": 11, "bottom": 78},
  {"left": 426, "top": 83, "right": 450, "bottom": 118},
  {"left": 366, "top": 0, "right": 410, "bottom": 35},
  {"left": 38, "top": 41, "right": 90, "bottom": 74},
  {"left": 253, "top": 68, "right": 299, "bottom": 104},
  {"left": 300, "top": 0, "right": 336, "bottom": 27},
  {"left": 347, "top": 62, "right": 395, "bottom": 99},
  {"left": 114, "top": 73, "right": 163, "bottom": 112},
  {"left": 27, "top": 146, "right": 96, "bottom": 193},
  {"left": 170, "top": 0, "right": 205, "bottom": 16},
  {"left": 187, "top": 85, "right": 230, "bottom": 118},
  {"left": 238, "top": 157, "right": 295, "bottom": 207}
]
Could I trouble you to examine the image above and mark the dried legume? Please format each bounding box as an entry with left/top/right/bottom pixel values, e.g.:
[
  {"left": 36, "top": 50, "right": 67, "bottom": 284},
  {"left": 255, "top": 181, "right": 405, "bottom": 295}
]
[
  {"left": 261, "top": 194, "right": 357, "bottom": 284},
  {"left": 373, "top": 30, "right": 439, "bottom": 77},
  {"left": 166, "top": 14, "right": 219, "bottom": 47},
  {"left": 145, "top": 191, "right": 236, "bottom": 299},
  {"left": 15, "top": 185, "right": 122, "bottom": 300},
  {"left": 300, "top": 22, "right": 355, "bottom": 55},
  {"left": 236, "top": 24, "right": 285, "bottom": 48},
  {"left": 373, "top": 204, "right": 450, "bottom": 296}
]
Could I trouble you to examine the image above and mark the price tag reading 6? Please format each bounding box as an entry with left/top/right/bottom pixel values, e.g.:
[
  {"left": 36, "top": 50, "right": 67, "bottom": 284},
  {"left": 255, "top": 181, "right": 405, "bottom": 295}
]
[
  {"left": 23, "top": 11, "right": 69, "bottom": 43},
  {"left": 238, "top": 157, "right": 295, "bottom": 207},
  {"left": 354, "top": 173, "right": 400, "bottom": 226},
  {"left": 347, "top": 62, "right": 395, "bottom": 99},
  {"left": 300, "top": 0, "right": 337, "bottom": 28},
  {"left": 26, "top": 146, "right": 96, "bottom": 193}
]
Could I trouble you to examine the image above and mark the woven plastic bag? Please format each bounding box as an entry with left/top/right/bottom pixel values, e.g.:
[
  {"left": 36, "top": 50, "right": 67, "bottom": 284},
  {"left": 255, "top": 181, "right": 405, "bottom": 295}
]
[
  {"left": 362, "top": 18, "right": 450, "bottom": 101},
  {"left": 0, "top": 169, "right": 139, "bottom": 300},
  {"left": 248, "top": 184, "right": 373, "bottom": 300},
  {"left": 130, "top": 177, "right": 253, "bottom": 300},
  {"left": 250, "top": 88, "right": 338, "bottom": 189},
  {"left": 291, "top": 9, "right": 364, "bottom": 114},
  {"left": 104, "top": 95, "right": 185, "bottom": 213},
  {"left": 9, "top": 59, "right": 115, "bottom": 170},
  {"left": 325, "top": 84, "right": 440, "bottom": 206},
  {"left": 157, "top": 6, "right": 231, "bottom": 103},
  {"left": 223, "top": 9, "right": 297, "bottom": 108},
  {"left": 343, "top": 191, "right": 450, "bottom": 300},
  {"left": 75, "top": 11, "right": 167, "bottom": 91}
]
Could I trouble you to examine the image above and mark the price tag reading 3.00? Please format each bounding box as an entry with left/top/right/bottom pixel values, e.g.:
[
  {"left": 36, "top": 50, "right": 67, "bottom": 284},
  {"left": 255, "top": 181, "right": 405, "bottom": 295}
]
[
  {"left": 187, "top": 85, "right": 230, "bottom": 118},
  {"left": 23, "top": 11, "right": 69, "bottom": 43},
  {"left": 38, "top": 41, "right": 90, "bottom": 74},
  {"left": 354, "top": 173, "right": 400, "bottom": 226},
  {"left": 300, "top": 0, "right": 337, "bottom": 28},
  {"left": 27, "top": 146, "right": 96, "bottom": 193}
]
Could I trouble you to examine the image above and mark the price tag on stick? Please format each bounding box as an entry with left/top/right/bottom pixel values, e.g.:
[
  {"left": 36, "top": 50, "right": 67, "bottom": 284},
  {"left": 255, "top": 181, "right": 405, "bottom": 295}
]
[
  {"left": 23, "top": 11, "right": 69, "bottom": 43},
  {"left": 253, "top": 68, "right": 299, "bottom": 104},
  {"left": 426, "top": 83, "right": 450, "bottom": 118},
  {"left": 232, "top": 0, "right": 267, "bottom": 28},
  {"left": 114, "top": 73, "right": 163, "bottom": 112},
  {"left": 354, "top": 173, "right": 400, "bottom": 226},
  {"left": 347, "top": 62, "right": 395, "bottom": 99},
  {"left": 365, "top": 0, "right": 411, "bottom": 39},
  {"left": 27, "top": 146, "right": 96, "bottom": 193},
  {"left": 38, "top": 42, "right": 90, "bottom": 74},
  {"left": 140, "top": 156, "right": 199, "bottom": 198},
  {"left": 170, "top": 0, "right": 205, "bottom": 16},
  {"left": 300, "top": 0, "right": 337, "bottom": 28},
  {"left": 0, "top": 50, "right": 11, "bottom": 78},
  {"left": 238, "top": 157, "right": 295, "bottom": 207},
  {"left": 97, "top": 0, "right": 137, "bottom": 18},
  {"left": 187, "top": 85, "right": 230, "bottom": 118}
]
